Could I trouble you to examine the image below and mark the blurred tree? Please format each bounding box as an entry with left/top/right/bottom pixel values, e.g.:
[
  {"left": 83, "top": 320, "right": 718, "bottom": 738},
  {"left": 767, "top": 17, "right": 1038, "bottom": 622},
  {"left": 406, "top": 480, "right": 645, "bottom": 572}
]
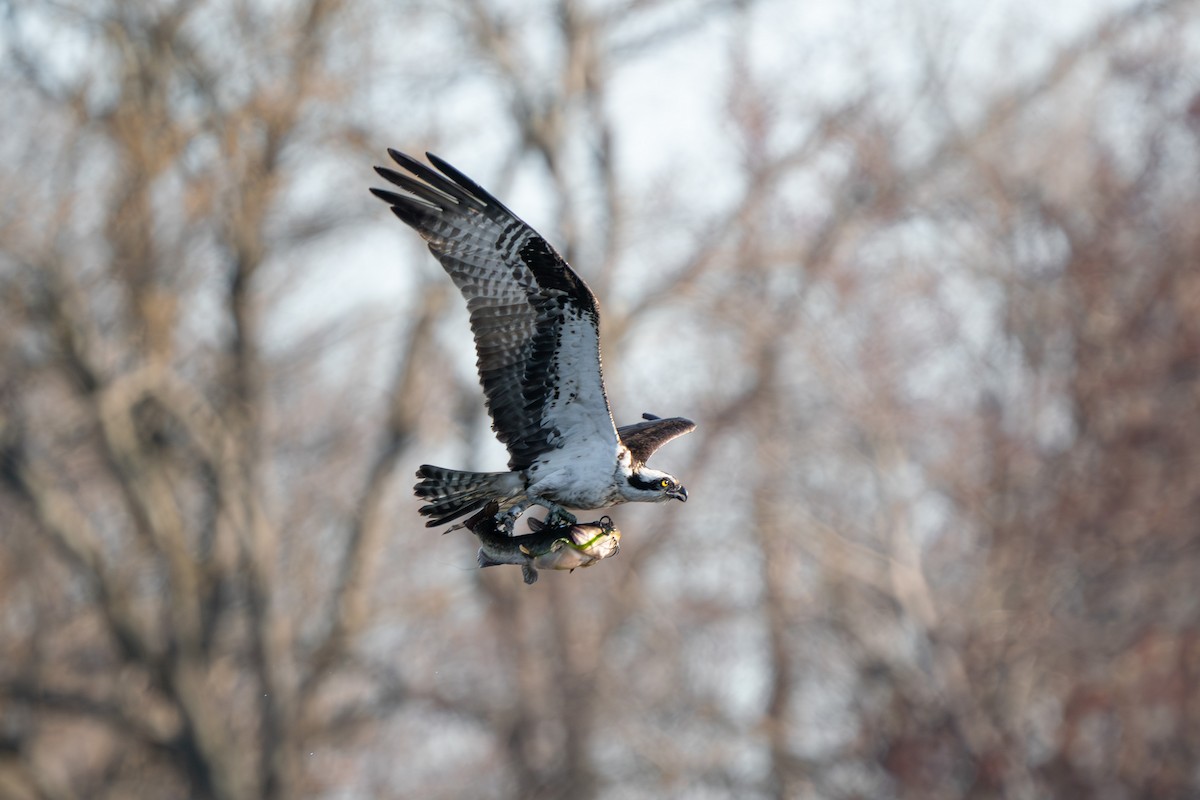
[
  {"left": 0, "top": 0, "right": 436, "bottom": 798},
  {"left": 1, "top": 0, "right": 1198, "bottom": 798}
]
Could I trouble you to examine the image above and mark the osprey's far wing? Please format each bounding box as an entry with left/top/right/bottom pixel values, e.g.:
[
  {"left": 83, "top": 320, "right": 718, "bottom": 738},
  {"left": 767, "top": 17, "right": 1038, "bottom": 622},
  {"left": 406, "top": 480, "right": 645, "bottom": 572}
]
[
  {"left": 371, "top": 150, "right": 619, "bottom": 471},
  {"left": 616, "top": 414, "right": 696, "bottom": 466}
]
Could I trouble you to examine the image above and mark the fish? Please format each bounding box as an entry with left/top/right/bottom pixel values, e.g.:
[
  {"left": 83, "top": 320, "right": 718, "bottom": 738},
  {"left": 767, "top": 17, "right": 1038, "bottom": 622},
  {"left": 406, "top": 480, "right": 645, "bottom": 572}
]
[{"left": 461, "top": 501, "right": 622, "bottom": 584}]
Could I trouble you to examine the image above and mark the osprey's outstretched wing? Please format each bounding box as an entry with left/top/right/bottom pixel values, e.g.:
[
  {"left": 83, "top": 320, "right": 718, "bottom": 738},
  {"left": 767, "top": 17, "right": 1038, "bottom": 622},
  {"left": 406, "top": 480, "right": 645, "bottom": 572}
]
[
  {"left": 617, "top": 414, "right": 696, "bottom": 466},
  {"left": 371, "top": 150, "right": 618, "bottom": 471}
]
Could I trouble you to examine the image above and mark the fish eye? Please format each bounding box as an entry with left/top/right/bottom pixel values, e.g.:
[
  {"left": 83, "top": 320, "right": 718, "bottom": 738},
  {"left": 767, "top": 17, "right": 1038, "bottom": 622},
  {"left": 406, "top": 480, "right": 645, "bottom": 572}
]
[{"left": 660, "top": 478, "right": 670, "bottom": 489}]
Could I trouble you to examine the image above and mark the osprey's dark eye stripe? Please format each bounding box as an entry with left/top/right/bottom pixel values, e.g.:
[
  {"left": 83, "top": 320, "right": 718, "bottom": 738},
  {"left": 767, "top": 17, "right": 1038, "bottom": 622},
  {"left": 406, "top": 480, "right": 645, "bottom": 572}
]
[{"left": 628, "top": 473, "right": 661, "bottom": 492}]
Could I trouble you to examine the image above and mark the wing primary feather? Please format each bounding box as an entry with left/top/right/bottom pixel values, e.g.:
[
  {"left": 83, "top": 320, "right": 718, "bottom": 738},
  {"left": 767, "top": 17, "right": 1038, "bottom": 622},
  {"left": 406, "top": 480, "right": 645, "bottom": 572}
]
[
  {"left": 386, "top": 148, "right": 463, "bottom": 189},
  {"left": 426, "top": 152, "right": 518, "bottom": 218},
  {"left": 369, "top": 186, "right": 437, "bottom": 211},
  {"left": 370, "top": 150, "right": 620, "bottom": 472},
  {"left": 373, "top": 167, "right": 462, "bottom": 209},
  {"left": 386, "top": 149, "right": 485, "bottom": 210}
]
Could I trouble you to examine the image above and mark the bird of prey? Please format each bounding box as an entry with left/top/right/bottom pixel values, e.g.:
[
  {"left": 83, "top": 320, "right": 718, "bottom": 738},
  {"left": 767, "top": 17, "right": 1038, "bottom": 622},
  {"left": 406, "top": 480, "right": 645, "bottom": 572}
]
[{"left": 370, "top": 150, "right": 694, "bottom": 529}]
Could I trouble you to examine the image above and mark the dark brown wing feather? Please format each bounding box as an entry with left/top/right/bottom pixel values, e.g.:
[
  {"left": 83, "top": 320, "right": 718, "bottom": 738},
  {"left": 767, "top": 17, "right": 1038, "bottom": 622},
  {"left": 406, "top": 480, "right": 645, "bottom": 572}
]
[
  {"left": 371, "top": 150, "right": 618, "bottom": 471},
  {"left": 617, "top": 415, "right": 696, "bottom": 466}
]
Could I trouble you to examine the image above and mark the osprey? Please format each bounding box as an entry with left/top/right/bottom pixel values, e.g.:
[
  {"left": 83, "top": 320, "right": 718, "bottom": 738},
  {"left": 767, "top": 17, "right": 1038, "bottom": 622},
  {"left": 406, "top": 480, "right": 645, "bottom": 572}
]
[{"left": 371, "top": 150, "right": 694, "bottom": 528}]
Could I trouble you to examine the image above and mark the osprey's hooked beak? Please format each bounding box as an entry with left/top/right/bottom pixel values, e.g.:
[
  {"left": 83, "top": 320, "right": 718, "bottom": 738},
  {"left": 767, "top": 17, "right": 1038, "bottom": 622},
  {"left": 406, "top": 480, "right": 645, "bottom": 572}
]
[{"left": 670, "top": 485, "right": 688, "bottom": 502}]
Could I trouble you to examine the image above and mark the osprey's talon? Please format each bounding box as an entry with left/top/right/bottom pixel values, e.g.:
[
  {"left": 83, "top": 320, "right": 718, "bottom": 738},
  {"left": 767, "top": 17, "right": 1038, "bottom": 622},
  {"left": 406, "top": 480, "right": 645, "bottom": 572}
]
[
  {"left": 542, "top": 504, "right": 576, "bottom": 526},
  {"left": 497, "top": 501, "right": 529, "bottom": 535}
]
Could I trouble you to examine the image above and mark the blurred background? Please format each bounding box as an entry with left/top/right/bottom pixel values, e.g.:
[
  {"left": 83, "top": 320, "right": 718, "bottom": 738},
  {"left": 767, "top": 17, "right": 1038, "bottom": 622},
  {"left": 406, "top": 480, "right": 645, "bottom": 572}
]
[{"left": 1, "top": 0, "right": 1198, "bottom": 798}]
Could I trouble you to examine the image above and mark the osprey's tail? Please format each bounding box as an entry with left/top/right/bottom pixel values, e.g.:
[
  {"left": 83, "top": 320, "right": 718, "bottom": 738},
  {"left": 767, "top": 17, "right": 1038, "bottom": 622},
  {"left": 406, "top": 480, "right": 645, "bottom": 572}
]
[{"left": 414, "top": 465, "right": 524, "bottom": 528}]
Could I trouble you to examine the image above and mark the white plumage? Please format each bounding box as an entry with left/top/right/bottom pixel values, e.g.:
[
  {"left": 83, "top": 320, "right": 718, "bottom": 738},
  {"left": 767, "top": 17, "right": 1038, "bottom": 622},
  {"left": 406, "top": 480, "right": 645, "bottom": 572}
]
[{"left": 371, "top": 150, "right": 694, "bottom": 529}]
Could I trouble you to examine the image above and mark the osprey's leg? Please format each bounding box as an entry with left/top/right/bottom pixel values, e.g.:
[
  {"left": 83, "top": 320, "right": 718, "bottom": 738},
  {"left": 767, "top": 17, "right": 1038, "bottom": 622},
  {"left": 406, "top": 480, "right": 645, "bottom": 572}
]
[
  {"left": 498, "top": 500, "right": 531, "bottom": 534},
  {"left": 497, "top": 498, "right": 577, "bottom": 531},
  {"left": 543, "top": 505, "right": 577, "bottom": 526},
  {"left": 530, "top": 498, "right": 576, "bottom": 526}
]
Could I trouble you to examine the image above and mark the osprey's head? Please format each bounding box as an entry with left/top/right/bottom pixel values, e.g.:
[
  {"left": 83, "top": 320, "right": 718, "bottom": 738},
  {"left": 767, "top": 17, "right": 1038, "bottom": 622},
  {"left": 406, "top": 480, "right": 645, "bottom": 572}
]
[{"left": 624, "top": 467, "right": 688, "bottom": 504}]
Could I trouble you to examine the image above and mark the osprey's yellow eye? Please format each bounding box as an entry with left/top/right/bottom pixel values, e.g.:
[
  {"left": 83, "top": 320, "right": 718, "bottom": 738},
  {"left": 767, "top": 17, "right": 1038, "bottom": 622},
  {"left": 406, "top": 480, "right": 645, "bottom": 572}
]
[{"left": 660, "top": 478, "right": 670, "bottom": 489}]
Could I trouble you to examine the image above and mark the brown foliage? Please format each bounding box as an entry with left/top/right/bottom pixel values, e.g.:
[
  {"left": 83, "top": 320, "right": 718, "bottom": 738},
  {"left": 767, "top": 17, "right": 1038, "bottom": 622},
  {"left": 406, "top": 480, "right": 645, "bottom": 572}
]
[{"left": 1, "top": 1, "right": 1198, "bottom": 798}]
